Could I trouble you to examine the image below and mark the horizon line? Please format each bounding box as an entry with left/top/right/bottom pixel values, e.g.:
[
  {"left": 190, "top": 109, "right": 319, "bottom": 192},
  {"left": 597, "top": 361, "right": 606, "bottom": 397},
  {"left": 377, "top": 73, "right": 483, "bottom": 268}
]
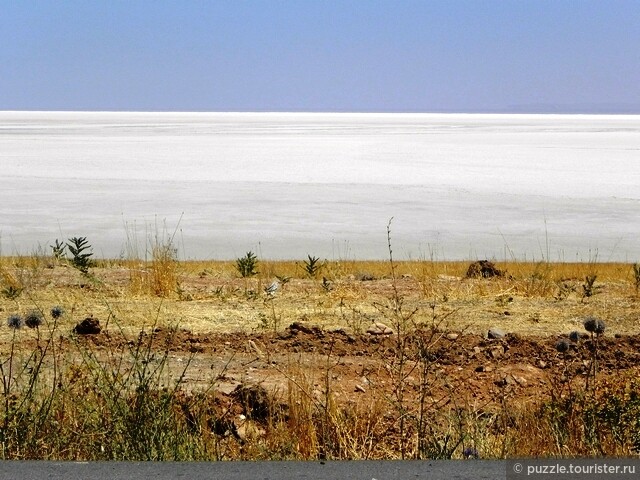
[{"left": 2, "top": 109, "right": 640, "bottom": 116}]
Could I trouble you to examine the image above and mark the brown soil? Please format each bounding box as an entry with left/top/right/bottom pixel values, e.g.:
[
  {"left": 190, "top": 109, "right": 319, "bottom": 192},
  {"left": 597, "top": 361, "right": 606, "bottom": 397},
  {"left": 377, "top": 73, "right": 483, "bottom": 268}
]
[{"left": 72, "top": 322, "right": 640, "bottom": 410}]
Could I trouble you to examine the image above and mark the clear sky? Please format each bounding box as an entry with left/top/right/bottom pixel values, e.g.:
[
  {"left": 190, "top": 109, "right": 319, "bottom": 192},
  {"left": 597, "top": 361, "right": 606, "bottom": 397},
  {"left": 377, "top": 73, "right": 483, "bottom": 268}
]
[{"left": 1, "top": 0, "right": 639, "bottom": 113}]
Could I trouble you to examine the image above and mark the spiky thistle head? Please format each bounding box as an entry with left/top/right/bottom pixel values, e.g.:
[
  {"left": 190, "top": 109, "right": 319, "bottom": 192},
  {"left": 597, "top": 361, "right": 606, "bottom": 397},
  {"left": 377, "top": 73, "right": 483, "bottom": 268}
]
[
  {"left": 584, "top": 316, "right": 598, "bottom": 333},
  {"left": 568, "top": 331, "right": 581, "bottom": 342},
  {"left": 555, "top": 338, "right": 571, "bottom": 353},
  {"left": 584, "top": 316, "right": 606, "bottom": 335},
  {"left": 50, "top": 306, "right": 64, "bottom": 319},
  {"left": 7, "top": 314, "right": 23, "bottom": 329},
  {"left": 463, "top": 447, "right": 479, "bottom": 459},
  {"left": 24, "top": 310, "right": 44, "bottom": 329}
]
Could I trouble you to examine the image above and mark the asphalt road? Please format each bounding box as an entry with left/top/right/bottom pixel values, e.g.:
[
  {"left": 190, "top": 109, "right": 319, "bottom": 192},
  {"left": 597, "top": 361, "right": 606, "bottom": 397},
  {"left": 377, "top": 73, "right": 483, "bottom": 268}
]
[{"left": 0, "top": 460, "right": 502, "bottom": 479}]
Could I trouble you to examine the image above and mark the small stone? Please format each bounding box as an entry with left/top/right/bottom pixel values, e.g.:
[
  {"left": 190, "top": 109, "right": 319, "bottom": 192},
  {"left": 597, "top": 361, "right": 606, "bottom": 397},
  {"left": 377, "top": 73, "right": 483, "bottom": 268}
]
[
  {"left": 537, "top": 360, "right": 548, "bottom": 369},
  {"left": 513, "top": 376, "right": 528, "bottom": 386},
  {"left": 235, "top": 418, "right": 265, "bottom": 442},
  {"left": 473, "top": 346, "right": 482, "bottom": 355},
  {"left": 446, "top": 333, "right": 459, "bottom": 340},
  {"left": 356, "top": 272, "right": 376, "bottom": 281},
  {"left": 475, "top": 365, "right": 493, "bottom": 373},
  {"left": 367, "top": 322, "right": 393, "bottom": 335},
  {"left": 354, "top": 384, "right": 366, "bottom": 393},
  {"left": 487, "top": 328, "right": 506, "bottom": 339},
  {"left": 489, "top": 347, "right": 504, "bottom": 359}
]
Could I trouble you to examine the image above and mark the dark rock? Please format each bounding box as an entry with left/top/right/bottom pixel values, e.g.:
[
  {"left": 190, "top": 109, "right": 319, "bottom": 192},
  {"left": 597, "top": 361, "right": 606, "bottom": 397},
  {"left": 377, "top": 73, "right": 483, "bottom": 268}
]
[
  {"left": 73, "top": 317, "right": 101, "bottom": 335},
  {"left": 475, "top": 365, "right": 493, "bottom": 373},
  {"left": 288, "top": 321, "right": 322, "bottom": 335}
]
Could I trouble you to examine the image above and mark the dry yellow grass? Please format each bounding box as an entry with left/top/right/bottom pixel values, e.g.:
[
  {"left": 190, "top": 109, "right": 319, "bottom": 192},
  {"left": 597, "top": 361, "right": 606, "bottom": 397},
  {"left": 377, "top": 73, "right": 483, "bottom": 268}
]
[{"left": 0, "top": 256, "right": 638, "bottom": 348}]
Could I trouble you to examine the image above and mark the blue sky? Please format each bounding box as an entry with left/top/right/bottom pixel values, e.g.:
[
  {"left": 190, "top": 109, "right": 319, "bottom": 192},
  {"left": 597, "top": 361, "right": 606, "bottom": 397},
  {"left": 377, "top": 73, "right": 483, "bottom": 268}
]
[{"left": 1, "top": 1, "right": 639, "bottom": 112}]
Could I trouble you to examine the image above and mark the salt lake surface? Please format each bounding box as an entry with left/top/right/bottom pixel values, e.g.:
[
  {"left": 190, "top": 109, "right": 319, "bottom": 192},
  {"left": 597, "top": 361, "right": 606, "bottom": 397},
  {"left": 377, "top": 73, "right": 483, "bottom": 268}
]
[{"left": 1, "top": 111, "right": 639, "bottom": 261}]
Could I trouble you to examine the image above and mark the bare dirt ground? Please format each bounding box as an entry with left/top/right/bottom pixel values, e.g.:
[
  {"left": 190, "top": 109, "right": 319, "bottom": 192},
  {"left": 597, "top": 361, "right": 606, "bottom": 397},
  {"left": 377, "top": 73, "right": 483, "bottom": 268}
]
[{"left": 74, "top": 321, "right": 640, "bottom": 410}]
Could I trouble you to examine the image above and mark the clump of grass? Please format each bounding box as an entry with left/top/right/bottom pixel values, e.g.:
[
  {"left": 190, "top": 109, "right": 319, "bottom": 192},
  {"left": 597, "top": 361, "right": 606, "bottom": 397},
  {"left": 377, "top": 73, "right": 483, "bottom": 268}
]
[
  {"left": 582, "top": 274, "right": 600, "bottom": 300},
  {"left": 0, "top": 269, "right": 24, "bottom": 300},
  {"left": 125, "top": 220, "right": 182, "bottom": 298},
  {"left": 150, "top": 242, "right": 180, "bottom": 297}
]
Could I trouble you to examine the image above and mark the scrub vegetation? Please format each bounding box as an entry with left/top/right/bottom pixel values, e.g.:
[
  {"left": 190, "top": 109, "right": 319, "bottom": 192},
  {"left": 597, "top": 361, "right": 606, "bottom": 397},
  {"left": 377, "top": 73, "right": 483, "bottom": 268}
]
[{"left": 0, "top": 233, "right": 639, "bottom": 460}]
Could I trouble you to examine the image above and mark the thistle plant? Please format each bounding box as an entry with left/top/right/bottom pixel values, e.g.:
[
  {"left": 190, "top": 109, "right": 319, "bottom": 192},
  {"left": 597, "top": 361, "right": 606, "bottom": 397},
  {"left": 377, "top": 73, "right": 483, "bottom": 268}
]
[
  {"left": 581, "top": 274, "right": 600, "bottom": 301},
  {"left": 554, "top": 337, "right": 576, "bottom": 396},
  {"left": 50, "top": 239, "right": 67, "bottom": 261},
  {"left": 24, "top": 310, "right": 44, "bottom": 329},
  {"left": 50, "top": 306, "right": 64, "bottom": 319},
  {"left": 67, "top": 236, "right": 94, "bottom": 275},
  {"left": 555, "top": 338, "right": 571, "bottom": 354},
  {"left": 583, "top": 316, "right": 606, "bottom": 390},
  {"left": 303, "top": 255, "right": 323, "bottom": 278},
  {"left": 568, "top": 331, "right": 581, "bottom": 343},
  {"left": 6, "top": 314, "right": 23, "bottom": 330},
  {"left": 584, "top": 316, "right": 606, "bottom": 336},
  {"left": 1, "top": 285, "right": 22, "bottom": 300}
]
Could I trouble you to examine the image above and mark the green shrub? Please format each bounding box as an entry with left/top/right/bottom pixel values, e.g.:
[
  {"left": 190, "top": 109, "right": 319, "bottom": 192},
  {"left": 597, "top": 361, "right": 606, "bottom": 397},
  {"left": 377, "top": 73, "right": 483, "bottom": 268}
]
[
  {"left": 236, "top": 251, "right": 258, "bottom": 278},
  {"left": 50, "top": 239, "right": 67, "bottom": 261},
  {"left": 67, "top": 237, "right": 94, "bottom": 275}
]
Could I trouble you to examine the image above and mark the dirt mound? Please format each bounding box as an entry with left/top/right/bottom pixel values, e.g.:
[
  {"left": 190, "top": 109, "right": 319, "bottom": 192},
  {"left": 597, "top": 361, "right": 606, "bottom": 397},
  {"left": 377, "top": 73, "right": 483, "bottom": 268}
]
[
  {"left": 466, "top": 260, "right": 503, "bottom": 278},
  {"left": 231, "top": 383, "right": 275, "bottom": 421},
  {"left": 73, "top": 317, "right": 101, "bottom": 335}
]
